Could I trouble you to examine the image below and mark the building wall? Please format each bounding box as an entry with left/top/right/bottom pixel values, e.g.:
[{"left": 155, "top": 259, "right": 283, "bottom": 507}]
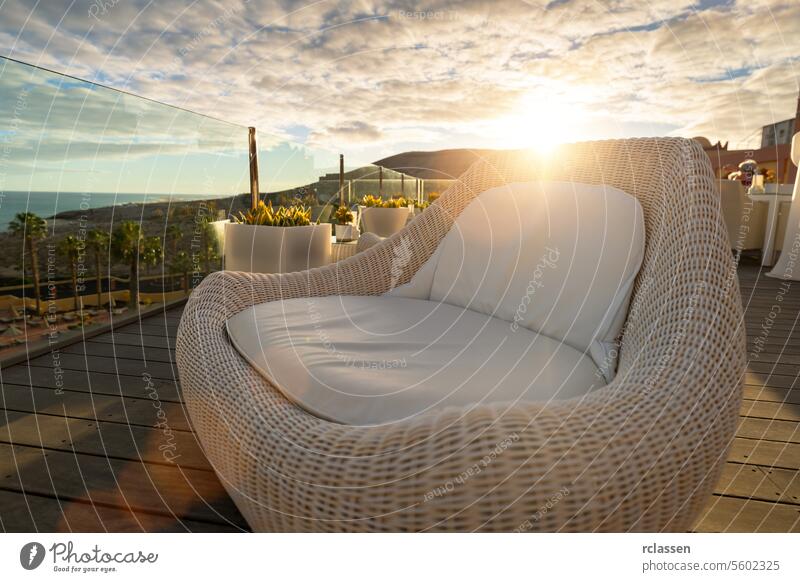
[{"left": 761, "top": 118, "right": 795, "bottom": 148}]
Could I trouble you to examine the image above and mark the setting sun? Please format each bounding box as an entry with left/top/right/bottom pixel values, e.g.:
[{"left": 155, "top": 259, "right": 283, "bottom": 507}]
[{"left": 493, "top": 93, "right": 587, "bottom": 153}]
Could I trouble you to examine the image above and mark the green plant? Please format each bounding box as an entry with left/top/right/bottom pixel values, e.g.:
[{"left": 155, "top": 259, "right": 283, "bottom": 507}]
[
  {"left": 171, "top": 250, "right": 193, "bottom": 296},
  {"left": 58, "top": 235, "right": 84, "bottom": 311},
  {"left": 9, "top": 212, "right": 47, "bottom": 315},
  {"left": 111, "top": 221, "right": 163, "bottom": 309},
  {"left": 361, "top": 194, "right": 383, "bottom": 208},
  {"left": 86, "top": 229, "right": 110, "bottom": 308},
  {"left": 427, "top": 192, "right": 440, "bottom": 203},
  {"left": 361, "top": 195, "right": 409, "bottom": 208},
  {"left": 382, "top": 197, "right": 408, "bottom": 208},
  {"left": 232, "top": 200, "right": 312, "bottom": 226},
  {"left": 196, "top": 202, "right": 221, "bottom": 273},
  {"left": 334, "top": 205, "right": 354, "bottom": 225},
  {"left": 166, "top": 224, "right": 183, "bottom": 256},
  {"left": 414, "top": 200, "right": 430, "bottom": 210}
]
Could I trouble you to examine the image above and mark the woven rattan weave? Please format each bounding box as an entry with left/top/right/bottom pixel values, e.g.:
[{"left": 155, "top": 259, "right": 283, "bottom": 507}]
[{"left": 176, "top": 138, "right": 744, "bottom": 532}]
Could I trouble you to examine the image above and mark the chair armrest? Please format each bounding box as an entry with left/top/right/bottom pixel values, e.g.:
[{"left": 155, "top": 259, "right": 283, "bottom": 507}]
[
  {"left": 356, "top": 232, "right": 383, "bottom": 253},
  {"left": 184, "top": 203, "right": 455, "bottom": 325}
]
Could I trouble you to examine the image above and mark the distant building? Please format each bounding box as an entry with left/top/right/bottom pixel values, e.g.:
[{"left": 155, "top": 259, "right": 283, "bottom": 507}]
[{"left": 761, "top": 118, "right": 795, "bottom": 148}]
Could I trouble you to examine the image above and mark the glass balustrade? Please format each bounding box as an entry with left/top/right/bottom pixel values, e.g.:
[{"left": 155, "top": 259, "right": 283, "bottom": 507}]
[
  {"left": 0, "top": 55, "right": 251, "bottom": 359},
  {"left": 0, "top": 55, "right": 449, "bottom": 361}
]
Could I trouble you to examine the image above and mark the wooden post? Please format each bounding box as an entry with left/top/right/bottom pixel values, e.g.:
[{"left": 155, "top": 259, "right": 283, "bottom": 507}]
[
  {"left": 379, "top": 166, "right": 383, "bottom": 197},
  {"left": 401, "top": 173, "right": 405, "bottom": 197},
  {"left": 339, "top": 154, "right": 345, "bottom": 206},
  {"left": 248, "top": 127, "right": 259, "bottom": 210}
]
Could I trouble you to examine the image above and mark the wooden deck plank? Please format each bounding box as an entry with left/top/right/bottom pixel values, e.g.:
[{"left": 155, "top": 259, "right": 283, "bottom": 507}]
[
  {"left": 90, "top": 333, "right": 175, "bottom": 349},
  {"left": 747, "top": 352, "right": 800, "bottom": 365},
  {"left": 28, "top": 353, "right": 178, "bottom": 381},
  {"left": 761, "top": 467, "right": 800, "bottom": 505},
  {"left": 63, "top": 341, "right": 176, "bottom": 364},
  {"left": 0, "top": 383, "right": 193, "bottom": 431},
  {"left": 1, "top": 365, "right": 182, "bottom": 402},
  {"left": 743, "top": 386, "right": 800, "bottom": 405},
  {"left": 693, "top": 496, "right": 800, "bottom": 532},
  {"left": 744, "top": 372, "right": 799, "bottom": 390},
  {"left": 738, "top": 418, "right": 800, "bottom": 445},
  {"left": 0, "top": 443, "right": 246, "bottom": 527},
  {"left": 747, "top": 340, "right": 800, "bottom": 353},
  {"left": 739, "top": 400, "right": 800, "bottom": 422},
  {"left": 0, "top": 489, "right": 239, "bottom": 533},
  {"left": 0, "top": 410, "right": 210, "bottom": 470},
  {"left": 728, "top": 437, "right": 800, "bottom": 470},
  {"left": 713, "top": 463, "right": 786, "bottom": 504},
  {"left": 746, "top": 361, "right": 800, "bottom": 377},
  {"left": 117, "top": 322, "right": 179, "bottom": 334}
]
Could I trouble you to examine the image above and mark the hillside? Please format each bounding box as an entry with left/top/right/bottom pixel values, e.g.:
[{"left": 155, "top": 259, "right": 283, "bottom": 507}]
[{"left": 374, "top": 148, "right": 515, "bottom": 179}]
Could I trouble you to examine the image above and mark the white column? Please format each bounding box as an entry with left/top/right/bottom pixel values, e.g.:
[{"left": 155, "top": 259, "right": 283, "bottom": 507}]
[{"left": 767, "top": 132, "right": 800, "bottom": 279}]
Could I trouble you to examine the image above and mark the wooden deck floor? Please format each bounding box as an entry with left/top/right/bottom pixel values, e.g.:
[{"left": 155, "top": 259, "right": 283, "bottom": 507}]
[
  {"left": 0, "top": 305, "right": 248, "bottom": 532},
  {"left": 693, "top": 262, "right": 800, "bottom": 532},
  {"left": 0, "top": 262, "right": 798, "bottom": 532}
]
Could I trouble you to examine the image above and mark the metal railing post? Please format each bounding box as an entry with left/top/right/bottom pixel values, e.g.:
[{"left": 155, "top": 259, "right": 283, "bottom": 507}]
[
  {"left": 339, "top": 154, "right": 345, "bottom": 206},
  {"left": 248, "top": 127, "right": 259, "bottom": 210}
]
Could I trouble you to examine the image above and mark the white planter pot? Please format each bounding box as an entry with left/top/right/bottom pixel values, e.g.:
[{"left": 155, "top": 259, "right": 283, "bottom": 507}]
[
  {"left": 335, "top": 224, "right": 359, "bottom": 242},
  {"left": 361, "top": 207, "right": 409, "bottom": 237},
  {"left": 224, "top": 222, "right": 331, "bottom": 274}
]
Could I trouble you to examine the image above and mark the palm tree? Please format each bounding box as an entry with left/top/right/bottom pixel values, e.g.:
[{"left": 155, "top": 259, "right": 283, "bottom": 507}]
[
  {"left": 57, "top": 235, "right": 84, "bottom": 311},
  {"left": 111, "top": 221, "right": 163, "bottom": 310},
  {"left": 197, "top": 200, "right": 220, "bottom": 274},
  {"left": 9, "top": 212, "right": 47, "bottom": 315},
  {"left": 171, "top": 250, "right": 193, "bottom": 296},
  {"left": 200, "top": 220, "right": 217, "bottom": 274},
  {"left": 86, "top": 230, "right": 110, "bottom": 308},
  {"left": 166, "top": 223, "right": 183, "bottom": 258}
]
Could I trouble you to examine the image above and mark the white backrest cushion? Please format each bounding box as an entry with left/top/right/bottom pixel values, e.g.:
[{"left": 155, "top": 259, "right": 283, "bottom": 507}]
[
  {"left": 385, "top": 244, "right": 442, "bottom": 299},
  {"left": 429, "top": 181, "right": 645, "bottom": 379}
]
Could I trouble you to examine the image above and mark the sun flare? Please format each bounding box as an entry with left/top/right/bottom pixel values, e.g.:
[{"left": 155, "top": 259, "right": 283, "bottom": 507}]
[{"left": 497, "top": 93, "right": 587, "bottom": 154}]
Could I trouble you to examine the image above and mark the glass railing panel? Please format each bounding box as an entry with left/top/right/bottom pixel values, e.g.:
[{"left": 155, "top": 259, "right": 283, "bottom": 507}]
[
  {"left": 422, "top": 179, "right": 456, "bottom": 201},
  {"left": 0, "top": 56, "right": 249, "bottom": 360}
]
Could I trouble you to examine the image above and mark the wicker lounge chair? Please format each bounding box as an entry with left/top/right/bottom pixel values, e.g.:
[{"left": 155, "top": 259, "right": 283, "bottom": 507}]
[{"left": 176, "top": 138, "right": 744, "bottom": 532}]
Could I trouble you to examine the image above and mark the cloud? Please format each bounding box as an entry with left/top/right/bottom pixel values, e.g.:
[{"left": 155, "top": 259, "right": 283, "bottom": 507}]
[
  {"left": 309, "top": 121, "right": 383, "bottom": 145},
  {"left": 0, "top": 0, "right": 797, "bottom": 170}
]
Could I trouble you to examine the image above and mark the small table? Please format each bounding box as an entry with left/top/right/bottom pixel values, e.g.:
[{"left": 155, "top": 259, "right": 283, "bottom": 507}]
[
  {"left": 331, "top": 238, "right": 359, "bottom": 263},
  {"left": 748, "top": 185, "right": 793, "bottom": 266}
]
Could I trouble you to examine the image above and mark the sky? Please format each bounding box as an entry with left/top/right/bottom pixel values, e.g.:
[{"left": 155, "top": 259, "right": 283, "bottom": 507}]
[{"left": 0, "top": 0, "right": 798, "bottom": 192}]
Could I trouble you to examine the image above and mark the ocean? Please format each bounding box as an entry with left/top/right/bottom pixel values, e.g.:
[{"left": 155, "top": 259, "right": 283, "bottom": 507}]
[{"left": 0, "top": 191, "right": 222, "bottom": 232}]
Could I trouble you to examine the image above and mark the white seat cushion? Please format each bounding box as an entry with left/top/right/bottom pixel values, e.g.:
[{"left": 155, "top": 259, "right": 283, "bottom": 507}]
[
  {"left": 393, "top": 181, "right": 644, "bottom": 380},
  {"left": 227, "top": 295, "right": 604, "bottom": 426}
]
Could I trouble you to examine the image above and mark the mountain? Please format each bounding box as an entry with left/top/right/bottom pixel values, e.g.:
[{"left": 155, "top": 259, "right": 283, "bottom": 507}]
[{"left": 374, "top": 148, "right": 514, "bottom": 179}]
